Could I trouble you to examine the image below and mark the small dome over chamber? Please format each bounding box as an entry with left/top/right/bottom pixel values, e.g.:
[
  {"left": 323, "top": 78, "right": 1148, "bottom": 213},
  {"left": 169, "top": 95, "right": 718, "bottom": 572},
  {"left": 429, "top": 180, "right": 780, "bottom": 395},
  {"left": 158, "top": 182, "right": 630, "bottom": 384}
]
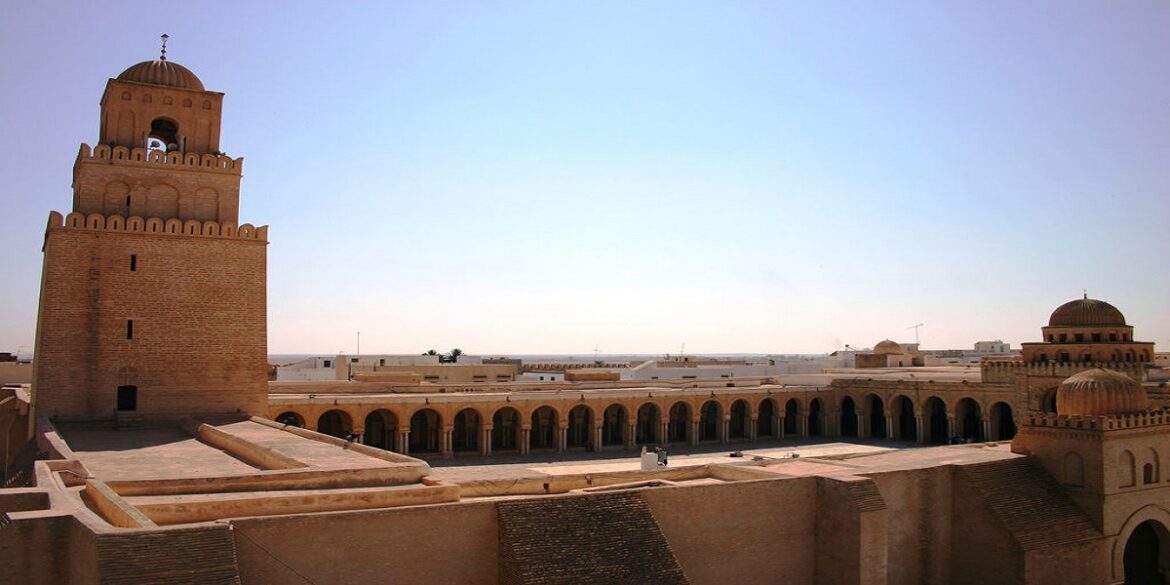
[
  {"left": 1048, "top": 298, "right": 1126, "bottom": 328},
  {"left": 116, "top": 60, "right": 204, "bottom": 91},
  {"left": 873, "top": 340, "right": 903, "bottom": 355},
  {"left": 1055, "top": 368, "right": 1148, "bottom": 417}
]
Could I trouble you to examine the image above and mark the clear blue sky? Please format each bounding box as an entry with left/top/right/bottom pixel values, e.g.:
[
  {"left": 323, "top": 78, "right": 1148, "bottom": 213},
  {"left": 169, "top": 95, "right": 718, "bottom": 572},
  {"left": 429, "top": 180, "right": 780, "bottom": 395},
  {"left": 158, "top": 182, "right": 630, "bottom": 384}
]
[{"left": 1, "top": 2, "right": 1167, "bottom": 355}]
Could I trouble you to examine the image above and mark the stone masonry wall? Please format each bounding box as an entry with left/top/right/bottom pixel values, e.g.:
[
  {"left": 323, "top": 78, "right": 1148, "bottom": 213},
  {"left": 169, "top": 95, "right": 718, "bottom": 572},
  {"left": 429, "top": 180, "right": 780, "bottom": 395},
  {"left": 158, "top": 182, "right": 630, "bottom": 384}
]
[{"left": 33, "top": 216, "right": 268, "bottom": 419}]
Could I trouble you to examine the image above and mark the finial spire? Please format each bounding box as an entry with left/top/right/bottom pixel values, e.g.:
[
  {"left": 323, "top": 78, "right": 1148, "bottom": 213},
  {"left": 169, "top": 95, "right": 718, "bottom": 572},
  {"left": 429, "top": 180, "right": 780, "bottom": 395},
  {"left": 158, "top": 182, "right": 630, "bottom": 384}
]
[
  {"left": 160, "top": 34, "right": 169, "bottom": 61},
  {"left": 1083, "top": 289, "right": 1088, "bottom": 299}
]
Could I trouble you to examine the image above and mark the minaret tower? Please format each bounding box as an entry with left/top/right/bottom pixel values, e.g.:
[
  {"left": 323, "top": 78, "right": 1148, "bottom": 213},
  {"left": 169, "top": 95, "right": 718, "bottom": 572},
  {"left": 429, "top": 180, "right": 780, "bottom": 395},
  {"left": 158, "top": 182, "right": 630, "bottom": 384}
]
[{"left": 31, "top": 38, "right": 268, "bottom": 422}]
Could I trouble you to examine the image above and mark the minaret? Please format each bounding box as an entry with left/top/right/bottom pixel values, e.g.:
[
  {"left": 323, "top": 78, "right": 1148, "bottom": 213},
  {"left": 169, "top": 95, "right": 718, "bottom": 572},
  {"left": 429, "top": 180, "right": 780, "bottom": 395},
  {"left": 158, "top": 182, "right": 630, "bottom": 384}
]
[{"left": 31, "top": 38, "right": 268, "bottom": 423}]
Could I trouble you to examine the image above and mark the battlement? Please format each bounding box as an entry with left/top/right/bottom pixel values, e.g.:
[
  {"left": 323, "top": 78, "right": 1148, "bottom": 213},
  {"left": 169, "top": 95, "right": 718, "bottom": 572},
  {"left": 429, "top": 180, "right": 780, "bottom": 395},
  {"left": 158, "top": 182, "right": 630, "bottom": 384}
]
[
  {"left": 829, "top": 378, "right": 983, "bottom": 392},
  {"left": 76, "top": 143, "right": 243, "bottom": 174},
  {"left": 981, "top": 359, "right": 1145, "bottom": 383},
  {"left": 47, "top": 210, "right": 267, "bottom": 242},
  {"left": 1021, "top": 408, "right": 1170, "bottom": 432}
]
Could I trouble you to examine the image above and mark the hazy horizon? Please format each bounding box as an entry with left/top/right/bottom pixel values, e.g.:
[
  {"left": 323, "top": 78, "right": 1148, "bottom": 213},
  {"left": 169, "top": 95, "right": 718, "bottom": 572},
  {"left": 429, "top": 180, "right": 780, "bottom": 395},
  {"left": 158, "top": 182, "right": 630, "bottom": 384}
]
[{"left": 2, "top": 3, "right": 1168, "bottom": 356}]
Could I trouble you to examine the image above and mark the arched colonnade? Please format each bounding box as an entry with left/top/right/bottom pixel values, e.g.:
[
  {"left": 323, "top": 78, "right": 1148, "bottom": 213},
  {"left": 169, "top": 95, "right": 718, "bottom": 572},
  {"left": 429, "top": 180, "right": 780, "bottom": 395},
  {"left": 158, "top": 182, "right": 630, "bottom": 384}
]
[{"left": 270, "top": 389, "right": 1019, "bottom": 458}]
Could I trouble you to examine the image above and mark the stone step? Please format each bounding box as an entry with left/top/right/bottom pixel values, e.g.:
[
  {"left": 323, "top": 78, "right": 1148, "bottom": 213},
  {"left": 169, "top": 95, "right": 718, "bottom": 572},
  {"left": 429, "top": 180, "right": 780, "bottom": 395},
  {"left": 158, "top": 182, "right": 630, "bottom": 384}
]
[{"left": 115, "top": 411, "right": 144, "bottom": 431}]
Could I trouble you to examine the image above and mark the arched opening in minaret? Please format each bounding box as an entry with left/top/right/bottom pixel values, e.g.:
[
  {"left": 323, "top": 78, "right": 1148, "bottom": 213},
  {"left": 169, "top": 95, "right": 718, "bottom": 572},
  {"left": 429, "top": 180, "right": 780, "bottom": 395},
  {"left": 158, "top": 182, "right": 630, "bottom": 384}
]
[
  {"left": 1123, "top": 520, "right": 1169, "bottom": 584},
  {"left": 148, "top": 117, "right": 179, "bottom": 151}
]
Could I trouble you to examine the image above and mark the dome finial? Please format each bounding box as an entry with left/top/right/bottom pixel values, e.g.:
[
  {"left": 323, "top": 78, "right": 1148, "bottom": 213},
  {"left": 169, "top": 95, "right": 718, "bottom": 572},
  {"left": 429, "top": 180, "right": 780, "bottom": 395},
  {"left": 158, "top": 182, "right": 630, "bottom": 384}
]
[
  {"left": 160, "top": 33, "right": 169, "bottom": 61},
  {"left": 1083, "top": 289, "right": 1087, "bottom": 300}
]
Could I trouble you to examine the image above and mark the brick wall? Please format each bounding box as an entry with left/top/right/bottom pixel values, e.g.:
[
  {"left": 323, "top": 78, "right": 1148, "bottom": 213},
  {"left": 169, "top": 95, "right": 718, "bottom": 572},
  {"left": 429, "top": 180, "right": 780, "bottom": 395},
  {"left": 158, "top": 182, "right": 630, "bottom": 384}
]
[
  {"left": 32, "top": 216, "right": 268, "bottom": 419},
  {"left": 72, "top": 145, "right": 242, "bottom": 225}
]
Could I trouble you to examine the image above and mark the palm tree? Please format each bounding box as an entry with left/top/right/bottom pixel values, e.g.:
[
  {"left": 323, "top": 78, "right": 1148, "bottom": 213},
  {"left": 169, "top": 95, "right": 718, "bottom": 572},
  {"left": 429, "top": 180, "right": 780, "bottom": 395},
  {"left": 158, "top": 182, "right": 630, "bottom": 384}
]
[
  {"left": 444, "top": 348, "right": 464, "bottom": 363},
  {"left": 422, "top": 349, "right": 439, "bottom": 357}
]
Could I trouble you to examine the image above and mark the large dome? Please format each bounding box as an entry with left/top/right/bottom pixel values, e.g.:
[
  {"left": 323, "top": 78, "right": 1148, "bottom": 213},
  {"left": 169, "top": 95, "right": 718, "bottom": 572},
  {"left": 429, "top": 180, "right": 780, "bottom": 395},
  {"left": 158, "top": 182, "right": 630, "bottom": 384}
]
[
  {"left": 116, "top": 59, "right": 204, "bottom": 91},
  {"left": 1047, "top": 298, "right": 1126, "bottom": 327},
  {"left": 873, "top": 339, "right": 903, "bottom": 355},
  {"left": 1055, "top": 368, "right": 1147, "bottom": 417}
]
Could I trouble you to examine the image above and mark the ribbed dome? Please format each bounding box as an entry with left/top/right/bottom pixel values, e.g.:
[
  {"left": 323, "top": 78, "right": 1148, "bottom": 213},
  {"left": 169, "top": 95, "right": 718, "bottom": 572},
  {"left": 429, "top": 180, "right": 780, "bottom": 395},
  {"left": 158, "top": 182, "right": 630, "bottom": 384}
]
[
  {"left": 116, "top": 60, "right": 204, "bottom": 91},
  {"left": 1055, "top": 368, "right": 1148, "bottom": 417},
  {"left": 873, "top": 339, "right": 903, "bottom": 355},
  {"left": 1048, "top": 298, "right": 1126, "bottom": 327}
]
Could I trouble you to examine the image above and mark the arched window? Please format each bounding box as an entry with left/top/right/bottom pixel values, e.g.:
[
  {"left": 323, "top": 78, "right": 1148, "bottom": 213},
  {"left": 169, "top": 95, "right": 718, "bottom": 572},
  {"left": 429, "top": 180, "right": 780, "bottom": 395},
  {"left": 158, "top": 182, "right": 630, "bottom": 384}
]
[
  {"left": 1143, "top": 449, "right": 1160, "bottom": 484},
  {"left": 1120, "top": 450, "right": 1137, "bottom": 488}
]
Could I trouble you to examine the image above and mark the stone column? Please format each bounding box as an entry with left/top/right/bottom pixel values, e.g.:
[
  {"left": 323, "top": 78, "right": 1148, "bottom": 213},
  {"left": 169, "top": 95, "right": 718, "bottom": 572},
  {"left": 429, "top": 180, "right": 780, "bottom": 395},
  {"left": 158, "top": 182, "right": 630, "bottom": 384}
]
[
  {"left": 856, "top": 413, "right": 866, "bottom": 438},
  {"left": 799, "top": 414, "right": 808, "bottom": 438},
  {"left": 885, "top": 415, "right": 895, "bottom": 440},
  {"left": 397, "top": 429, "right": 410, "bottom": 455},
  {"left": 690, "top": 421, "right": 700, "bottom": 446},
  {"left": 982, "top": 419, "right": 992, "bottom": 443},
  {"left": 915, "top": 415, "right": 925, "bottom": 445},
  {"left": 520, "top": 424, "right": 531, "bottom": 455},
  {"left": 749, "top": 418, "right": 758, "bottom": 441},
  {"left": 593, "top": 426, "right": 603, "bottom": 452},
  {"left": 481, "top": 426, "right": 492, "bottom": 457},
  {"left": 721, "top": 417, "right": 730, "bottom": 443},
  {"left": 947, "top": 417, "right": 957, "bottom": 442},
  {"left": 626, "top": 422, "right": 636, "bottom": 449},
  {"left": 442, "top": 426, "right": 453, "bottom": 458},
  {"left": 557, "top": 425, "right": 567, "bottom": 453},
  {"left": 659, "top": 421, "right": 669, "bottom": 446},
  {"left": 353, "top": 427, "right": 365, "bottom": 445},
  {"left": 778, "top": 415, "right": 786, "bottom": 439}
]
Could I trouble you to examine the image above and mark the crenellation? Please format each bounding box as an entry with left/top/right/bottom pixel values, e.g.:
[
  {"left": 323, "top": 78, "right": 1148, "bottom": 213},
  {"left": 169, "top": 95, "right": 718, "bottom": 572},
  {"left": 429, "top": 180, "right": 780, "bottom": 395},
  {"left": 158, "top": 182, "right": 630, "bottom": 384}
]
[
  {"left": 79, "top": 143, "right": 242, "bottom": 174},
  {"left": 981, "top": 359, "right": 1145, "bottom": 384},
  {"left": 1022, "top": 408, "right": 1170, "bottom": 431},
  {"left": 50, "top": 211, "right": 267, "bottom": 242}
]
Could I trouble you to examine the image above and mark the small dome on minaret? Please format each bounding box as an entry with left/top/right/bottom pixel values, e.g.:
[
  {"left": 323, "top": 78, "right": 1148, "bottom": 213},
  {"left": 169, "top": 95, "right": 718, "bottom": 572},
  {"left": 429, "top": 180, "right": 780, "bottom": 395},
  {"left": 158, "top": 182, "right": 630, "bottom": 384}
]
[
  {"left": 116, "top": 60, "right": 204, "bottom": 91},
  {"left": 114, "top": 35, "right": 204, "bottom": 91},
  {"left": 1055, "top": 368, "right": 1148, "bottom": 417}
]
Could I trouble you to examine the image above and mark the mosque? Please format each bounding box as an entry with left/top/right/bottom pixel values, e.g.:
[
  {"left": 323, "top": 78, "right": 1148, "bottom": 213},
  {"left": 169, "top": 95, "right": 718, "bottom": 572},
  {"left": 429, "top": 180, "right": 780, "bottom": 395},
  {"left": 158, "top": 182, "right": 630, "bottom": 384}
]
[{"left": 0, "top": 49, "right": 1168, "bottom": 585}]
